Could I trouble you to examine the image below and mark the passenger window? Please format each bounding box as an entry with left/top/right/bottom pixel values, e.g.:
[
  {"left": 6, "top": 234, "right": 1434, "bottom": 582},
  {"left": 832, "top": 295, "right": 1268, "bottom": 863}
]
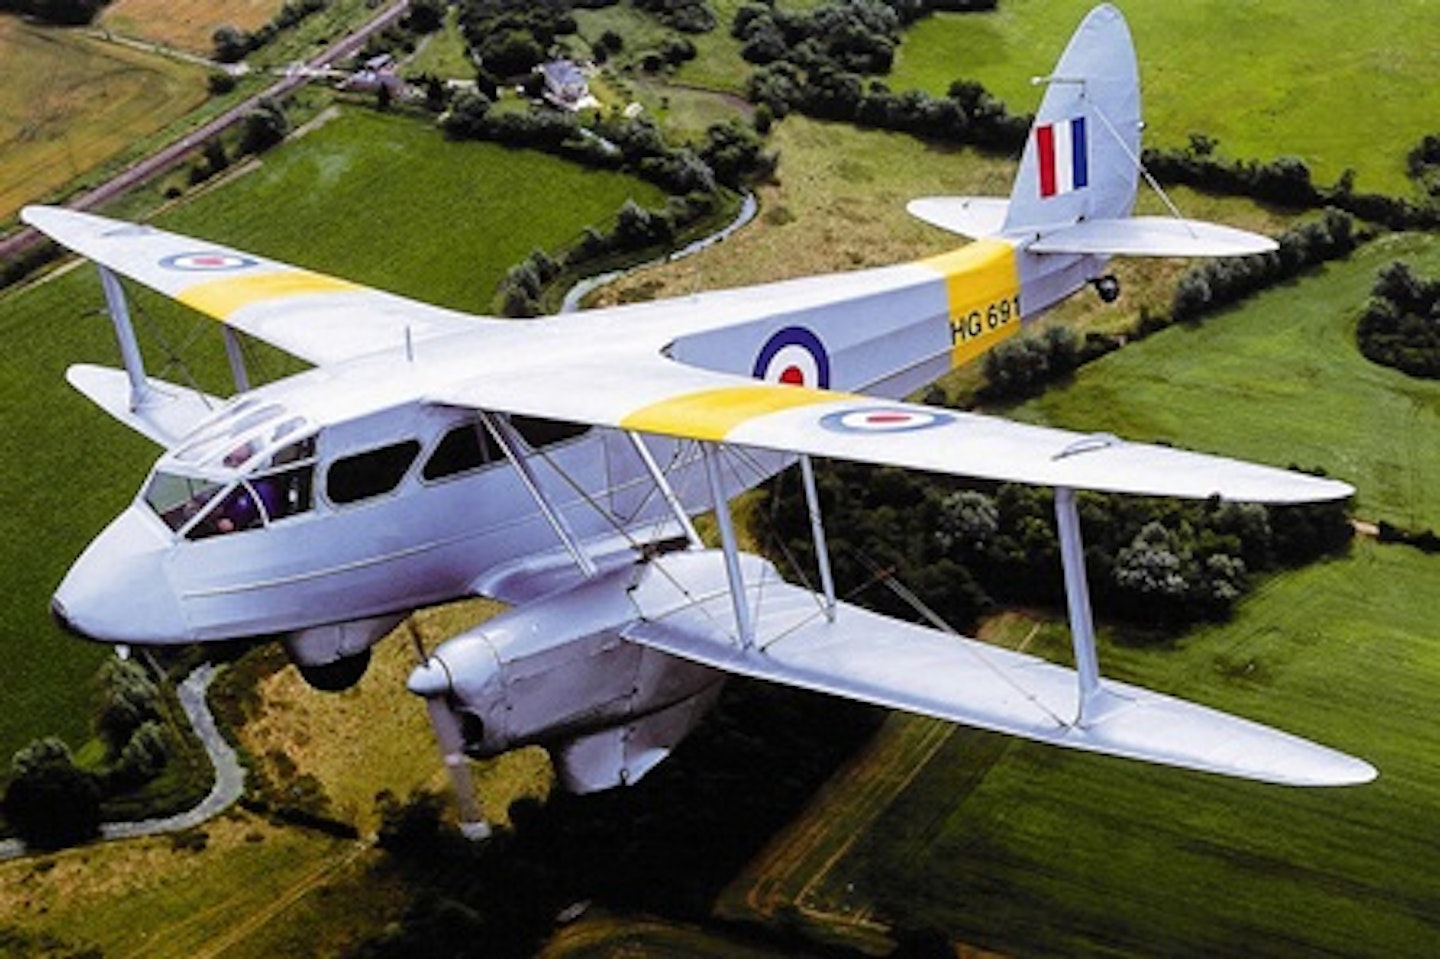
[
  {"left": 326, "top": 440, "right": 420, "bottom": 505},
  {"left": 423, "top": 422, "right": 498, "bottom": 482},
  {"left": 509, "top": 415, "right": 591, "bottom": 451},
  {"left": 254, "top": 465, "right": 315, "bottom": 520}
]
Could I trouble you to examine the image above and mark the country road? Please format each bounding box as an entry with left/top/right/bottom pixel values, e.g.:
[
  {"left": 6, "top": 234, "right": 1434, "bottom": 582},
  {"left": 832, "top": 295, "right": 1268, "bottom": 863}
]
[
  {"left": 0, "top": 662, "right": 246, "bottom": 861},
  {"left": 0, "top": 0, "right": 412, "bottom": 265}
]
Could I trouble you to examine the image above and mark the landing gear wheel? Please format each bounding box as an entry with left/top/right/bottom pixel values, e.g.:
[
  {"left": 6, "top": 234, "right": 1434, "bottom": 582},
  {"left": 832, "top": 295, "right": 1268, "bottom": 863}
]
[
  {"left": 1092, "top": 275, "right": 1121, "bottom": 303},
  {"left": 297, "top": 647, "right": 372, "bottom": 691}
]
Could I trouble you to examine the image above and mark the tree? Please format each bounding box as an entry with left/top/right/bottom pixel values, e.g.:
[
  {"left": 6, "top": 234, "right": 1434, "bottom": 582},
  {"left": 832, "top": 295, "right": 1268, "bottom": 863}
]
[
  {"left": 405, "top": 0, "right": 446, "bottom": 33},
  {"left": 238, "top": 99, "right": 289, "bottom": 155},
  {"left": 212, "top": 24, "right": 252, "bottom": 63},
  {"left": 95, "top": 656, "right": 161, "bottom": 753},
  {"left": 3, "top": 738, "right": 102, "bottom": 850}
]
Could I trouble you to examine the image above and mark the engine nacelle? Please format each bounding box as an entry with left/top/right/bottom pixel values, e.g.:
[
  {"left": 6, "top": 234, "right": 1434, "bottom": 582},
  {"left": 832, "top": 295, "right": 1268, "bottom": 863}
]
[{"left": 423, "top": 563, "right": 723, "bottom": 791}]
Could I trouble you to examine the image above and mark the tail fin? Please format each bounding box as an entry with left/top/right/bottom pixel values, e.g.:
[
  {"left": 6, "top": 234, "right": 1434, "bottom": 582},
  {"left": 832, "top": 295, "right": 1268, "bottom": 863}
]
[
  {"left": 909, "top": 3, "right": 1275, "bottom": 260},
  {"left": 1004, "top": 2, "right": 1139, "bottom": 234}
]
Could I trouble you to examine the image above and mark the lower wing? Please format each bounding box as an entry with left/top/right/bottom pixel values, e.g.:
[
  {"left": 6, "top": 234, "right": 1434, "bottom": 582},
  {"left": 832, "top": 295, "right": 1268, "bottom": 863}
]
[{"left": 622, "top": 551, "right": 1375, "bottom": 787}]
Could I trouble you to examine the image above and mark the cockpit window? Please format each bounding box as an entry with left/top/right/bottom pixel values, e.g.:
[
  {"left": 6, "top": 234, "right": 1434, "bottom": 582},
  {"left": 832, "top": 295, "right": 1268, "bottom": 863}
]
[
  {"left": 145, "top": 472, "right": 223, "bottom": 533},
  {"left": 186, "top": 482, "right": 266, "bottom": 540},
  {"left": 327, "top": 440, "right": 421, "bottom": 505}
]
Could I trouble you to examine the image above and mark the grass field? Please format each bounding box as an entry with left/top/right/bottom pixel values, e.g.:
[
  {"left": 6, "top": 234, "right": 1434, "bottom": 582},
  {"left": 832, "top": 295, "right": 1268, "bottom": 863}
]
[
  {"left": 889, "top": 1, "right": 1440, "bottom": 196},
  {"left": 0, "top": 16, "right": 208, "bottom": 219},
  {"left": 99, "top": 0, "right": 282, "bottom": 54},
  {"left": 0, "top": 106, "right": 664, "bottom": 768}
]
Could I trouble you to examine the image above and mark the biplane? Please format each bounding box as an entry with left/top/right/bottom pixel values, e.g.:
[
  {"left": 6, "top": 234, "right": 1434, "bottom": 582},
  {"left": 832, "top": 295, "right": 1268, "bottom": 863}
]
[{"left": 28, "top": 4, "right": 1373, "bottom": 836}]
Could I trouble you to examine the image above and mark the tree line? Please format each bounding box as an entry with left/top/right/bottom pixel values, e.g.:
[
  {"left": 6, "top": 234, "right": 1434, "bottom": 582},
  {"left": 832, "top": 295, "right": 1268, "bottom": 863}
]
[
  {"left": 762, "top": 462, "right": 1351, "bottom": 636},
  {"left": 737, "top": 0, "right": 1025, "bottom": 151}
]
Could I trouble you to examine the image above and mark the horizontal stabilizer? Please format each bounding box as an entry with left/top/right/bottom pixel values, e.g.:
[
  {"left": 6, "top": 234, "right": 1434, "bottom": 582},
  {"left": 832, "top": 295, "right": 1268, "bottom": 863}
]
[
  {"left": 907, "top": 196, "right": 1010, "bottom": 240},
  {"left": 623, "top": 551, "right": 1376, "bottom": 787},
  {"left": 1028, "top": 217, "right": 1278, "bottom": 257},
  {"left": 66, "top": 364, "right": 221, "bottom": 447}
]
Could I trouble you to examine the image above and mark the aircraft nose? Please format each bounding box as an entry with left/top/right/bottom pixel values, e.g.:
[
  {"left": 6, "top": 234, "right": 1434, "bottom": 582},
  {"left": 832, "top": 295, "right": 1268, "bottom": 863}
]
[{"left": 52, "top": 504, "right": 190, "bottom": 645}]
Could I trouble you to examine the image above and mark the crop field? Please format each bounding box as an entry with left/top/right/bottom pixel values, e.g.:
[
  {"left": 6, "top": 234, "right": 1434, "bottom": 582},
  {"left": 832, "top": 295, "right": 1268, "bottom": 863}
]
[
  {"left": 0, "top": 107, "right": 664, "bottom": 766},
  {"left": 889, "top": 1, "right": 1440, "bottom": 196},
  {"left": 99, "top": 0, "right": 281, "bottom": 54},
  {"left": 0, "top": 16, "right": 207, "bottom": 219}
]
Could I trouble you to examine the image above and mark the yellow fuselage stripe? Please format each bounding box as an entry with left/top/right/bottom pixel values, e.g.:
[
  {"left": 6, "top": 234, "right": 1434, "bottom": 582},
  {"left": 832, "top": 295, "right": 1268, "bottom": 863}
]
[
  {"left": 176, "top": 270, "right": 361, "bottom": 320},
  {"left": 620, "top": 385, "right": 840, "bottom": 442},
  {"left": 920, "top": 239, "right": 1022, "bottom": 369}
]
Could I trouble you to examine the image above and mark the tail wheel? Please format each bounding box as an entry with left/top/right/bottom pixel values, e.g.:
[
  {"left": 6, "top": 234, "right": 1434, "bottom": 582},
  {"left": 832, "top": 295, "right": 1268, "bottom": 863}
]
[{"left": 1092, "top": 275, "right": 1121, "bottom": 303}]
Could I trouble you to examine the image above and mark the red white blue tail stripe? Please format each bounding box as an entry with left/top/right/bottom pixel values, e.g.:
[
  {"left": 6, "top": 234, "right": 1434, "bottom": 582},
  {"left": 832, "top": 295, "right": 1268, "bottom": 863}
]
[{"left": 1037, "top": 117, "right": 1088, "bottom": 198}]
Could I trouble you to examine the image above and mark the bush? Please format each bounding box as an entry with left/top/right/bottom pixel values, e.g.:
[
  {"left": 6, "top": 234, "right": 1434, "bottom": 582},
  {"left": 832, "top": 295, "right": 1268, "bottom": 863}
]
[
  {"left": 1356, "top": 260, "right": 1440, "bottom": 379},
  {"left": 3, "top": 738, "right": 102, "bottom": 850}
]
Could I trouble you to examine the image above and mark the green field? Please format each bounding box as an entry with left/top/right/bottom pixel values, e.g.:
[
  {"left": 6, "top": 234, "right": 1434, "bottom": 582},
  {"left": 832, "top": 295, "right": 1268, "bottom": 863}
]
[
  {"left": 0, "top": 107, "right": 664, "bottom": 767},
  {"left": 890, "top": 1, "right": 1440, "bottom": 196}
]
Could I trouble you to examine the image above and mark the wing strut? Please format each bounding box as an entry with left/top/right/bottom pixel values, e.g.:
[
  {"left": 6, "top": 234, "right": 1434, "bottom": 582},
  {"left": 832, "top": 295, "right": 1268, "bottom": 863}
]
[
  {"left": 1055, "top": 487, "right": 1102, "bottom": 724},
  {"left": 627, "top": 433, "right": 704, "bottom": 549},
  {"left": 222, "top": 327, "right": 251, "bottom": 392},
  {"left": 703, "top": 444, "right": 754, "bottom": 649},
  {"left": 799, "top": 455, "right": 837, "bottom": 621},
  {"left": 97, "top": 266, "right": 154, "bottom": 412},
  {"left": 481, "top": 412, "right": 597, "bottom": 579}
]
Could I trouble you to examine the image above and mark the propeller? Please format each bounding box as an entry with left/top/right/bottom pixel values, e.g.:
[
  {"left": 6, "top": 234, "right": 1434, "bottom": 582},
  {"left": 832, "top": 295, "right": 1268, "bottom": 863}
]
[{"left": 407, "top": 649, "right": 492, "bottom": 841}]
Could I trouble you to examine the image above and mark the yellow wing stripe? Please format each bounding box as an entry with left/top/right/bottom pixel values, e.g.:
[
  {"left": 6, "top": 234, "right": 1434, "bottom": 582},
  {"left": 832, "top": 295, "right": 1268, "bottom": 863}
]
[
  {"left": 620, "top": 385, "right": 841, "bottom": 442},
  {"left": 920, "top": 239, "right": 1022, "bottom": 369},
  {"left": 176, "top": 270, "right": 362, "bottom": 320}
]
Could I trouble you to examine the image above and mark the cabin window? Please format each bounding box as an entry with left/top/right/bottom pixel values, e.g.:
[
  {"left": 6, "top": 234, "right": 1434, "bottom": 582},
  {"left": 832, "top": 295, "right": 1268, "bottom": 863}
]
[
  {"left": 326, "top": 440, "right": 421, "bottom": 505},
  {"left": 509, "top": 415, "right": 591, "bottom": 451},
  {"left": 423, "top": 422, "right": 499, "bottom": 482}
]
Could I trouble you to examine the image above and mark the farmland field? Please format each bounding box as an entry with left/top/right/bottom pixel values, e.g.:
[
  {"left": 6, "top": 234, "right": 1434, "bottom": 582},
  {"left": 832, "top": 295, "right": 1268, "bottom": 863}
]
[
  {"left": 99, "top": 0, "right": 282, "bottom": 54},
  {"left": 0, "top": 107, "right": 665, "bottom": 767},
  {"left": 0, "top": 16, "right": 208, "bottom": 219},
  {"left": 890, "top": 0, "right": 1440, "bottom": 196}
]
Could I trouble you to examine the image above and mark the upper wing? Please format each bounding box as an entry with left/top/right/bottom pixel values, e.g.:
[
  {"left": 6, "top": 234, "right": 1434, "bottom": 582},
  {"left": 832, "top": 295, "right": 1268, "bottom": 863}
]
[
  {"left": 623, "top": 551, "right": 1374, "bottom": 787},
  {"left": 22, "top": 205, "right": 496, "bottom": 367},
  {"left": 432, "top": 352, "right": 1352, "bottom": 504}
]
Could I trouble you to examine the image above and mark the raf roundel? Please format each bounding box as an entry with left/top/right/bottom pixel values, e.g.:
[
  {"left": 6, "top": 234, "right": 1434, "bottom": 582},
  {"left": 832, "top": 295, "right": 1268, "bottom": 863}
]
[
  {"left": 159, "top": 251, "right": 258, "bottom": 272},
  {"left": 753, "top": 326, "right": 831, "bottom": 389},
  {"left": 821, "top": 406, "right": 956, "bottom": 435}
]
